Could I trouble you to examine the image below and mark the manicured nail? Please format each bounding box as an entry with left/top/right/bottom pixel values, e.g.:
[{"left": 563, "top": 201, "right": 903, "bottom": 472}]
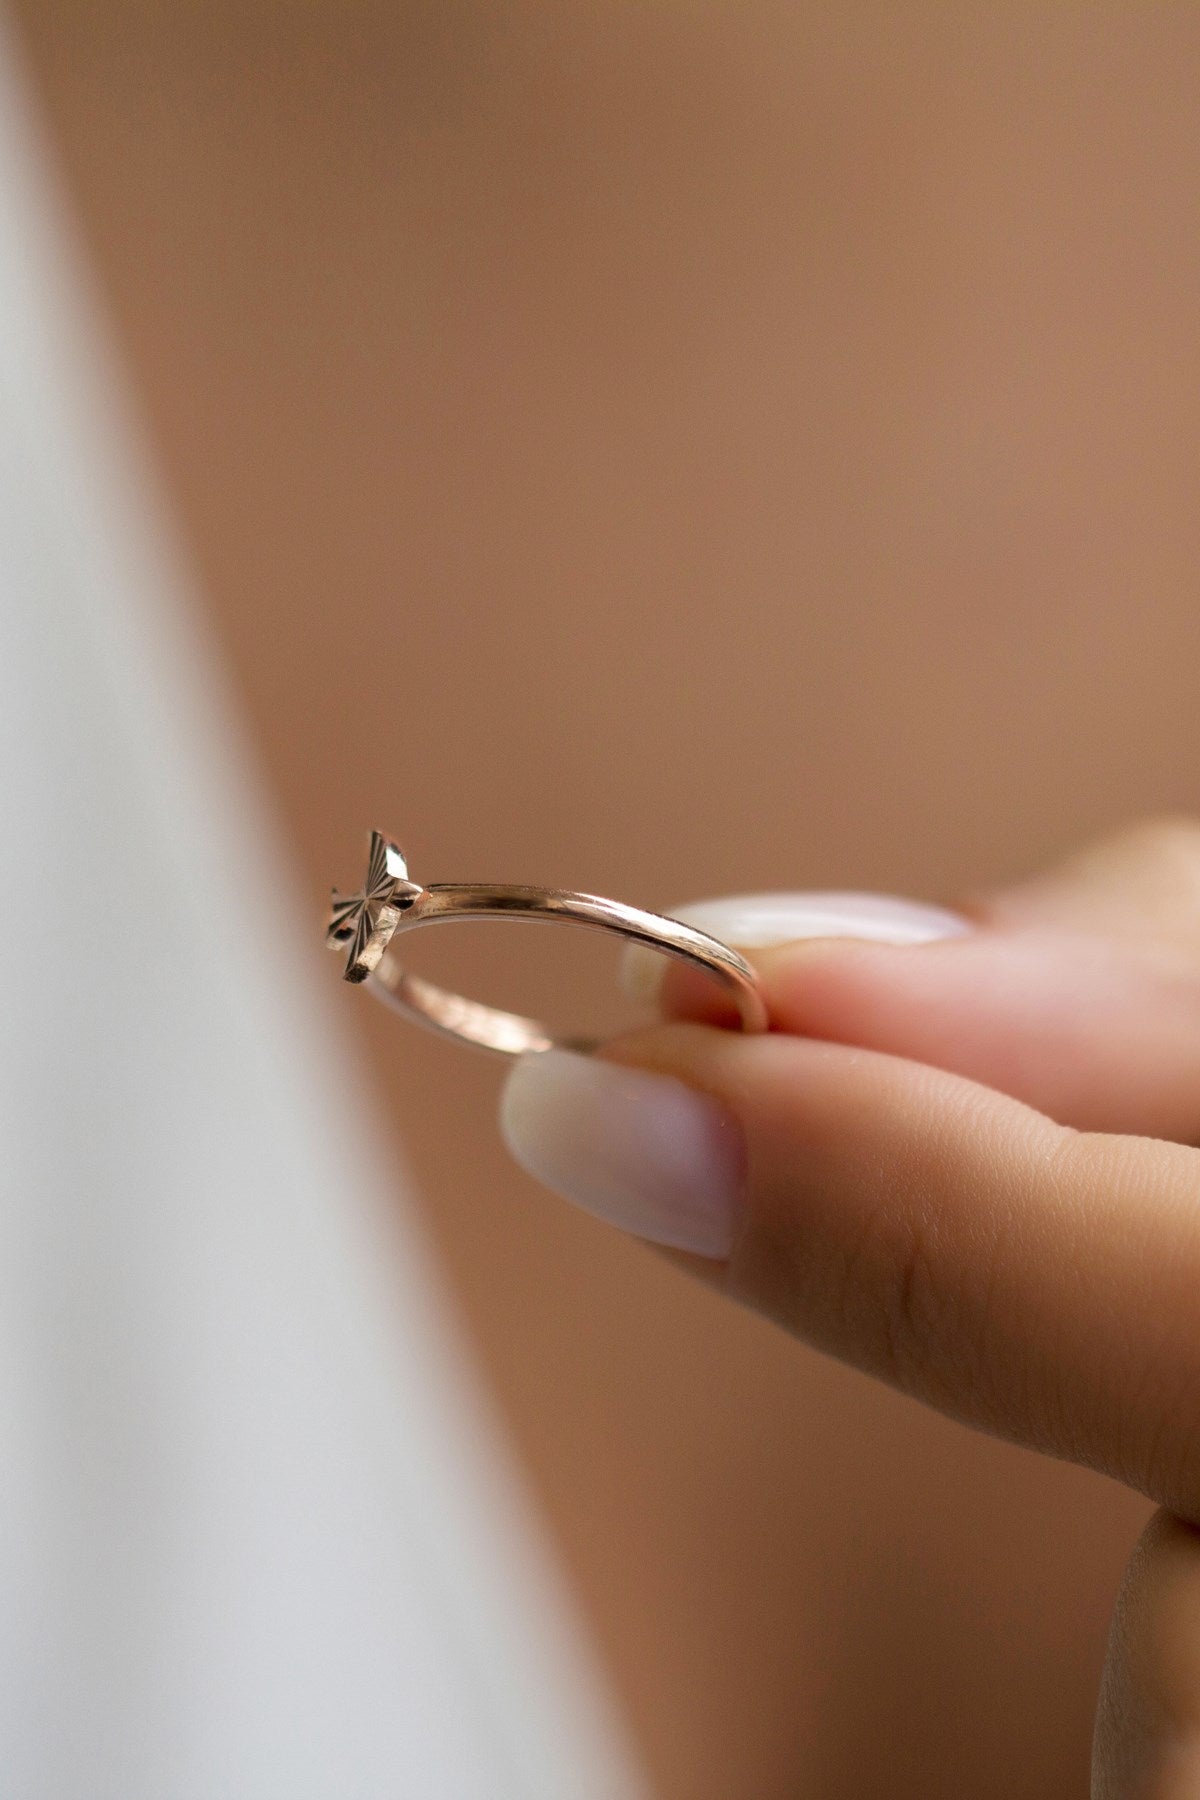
[
  {"left": 499, "top": 1048, "right": 743, "bottom": 1258},
  {"left": 622, "top": 891, "right": 971, "bottom": 1004}
]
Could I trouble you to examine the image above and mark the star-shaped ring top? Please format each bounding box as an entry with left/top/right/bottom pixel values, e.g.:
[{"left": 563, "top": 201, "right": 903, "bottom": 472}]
[{"left": 326, "top": 831, "right": 421, "bottom": 983}]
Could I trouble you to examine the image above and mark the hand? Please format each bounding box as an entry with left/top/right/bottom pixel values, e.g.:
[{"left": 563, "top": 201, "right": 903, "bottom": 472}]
[{"left": 499, "top": 818, "right": 1200, "bottom": 1796}]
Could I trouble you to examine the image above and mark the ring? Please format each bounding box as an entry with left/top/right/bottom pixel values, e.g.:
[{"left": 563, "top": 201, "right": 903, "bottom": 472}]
[{"left": 326, "top": 831, "right": 769, "bottom": 1056}]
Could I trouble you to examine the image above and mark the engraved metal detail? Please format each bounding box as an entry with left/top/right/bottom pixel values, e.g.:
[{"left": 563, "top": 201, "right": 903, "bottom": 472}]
[{"left": 326, "top": 830, "right": 420, "bottom": 983}]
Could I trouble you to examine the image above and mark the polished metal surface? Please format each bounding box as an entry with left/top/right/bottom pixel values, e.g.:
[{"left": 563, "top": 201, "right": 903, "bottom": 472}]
[{"left": 328, "top": 832, "right": 768, "bottom": 1055}]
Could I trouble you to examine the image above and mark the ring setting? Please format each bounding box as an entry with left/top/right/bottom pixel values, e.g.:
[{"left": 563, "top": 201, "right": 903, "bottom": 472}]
[
  {"left": 327, "top": 830, "right": 768, "bottom": 1056},
  {"left": 327, "top": 831, "right": 421, "bottom": 982}
]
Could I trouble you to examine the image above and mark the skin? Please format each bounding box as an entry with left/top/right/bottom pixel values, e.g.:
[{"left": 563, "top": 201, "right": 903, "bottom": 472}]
[
  {"left": 606, "top": 817, "right": 1200, "bottom": 1797},
  {"left": 16, "top": 3, "right": 1197, "bottom": 1782}
]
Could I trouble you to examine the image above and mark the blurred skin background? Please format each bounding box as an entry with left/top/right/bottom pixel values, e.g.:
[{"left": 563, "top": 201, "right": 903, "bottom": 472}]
[{"left": 14, "top": 6, "right": 1198, "bottom": 1796}]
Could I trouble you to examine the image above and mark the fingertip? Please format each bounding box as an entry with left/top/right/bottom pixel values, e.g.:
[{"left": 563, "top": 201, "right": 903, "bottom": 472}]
[
  {"left": 499, "top": 1045, "right": 743, "bottom": 1258},
  {"left": 620, "top": 892, "right": 969, "bottom": 1012}
]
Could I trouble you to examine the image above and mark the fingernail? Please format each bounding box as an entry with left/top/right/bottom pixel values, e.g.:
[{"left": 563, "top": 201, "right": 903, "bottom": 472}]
[
  {"left": 622, "top": 891, "right": 971, "bottom": 1004},
  {"left": 499, "top": 1048, "right": 743, "bottom": 1258}
]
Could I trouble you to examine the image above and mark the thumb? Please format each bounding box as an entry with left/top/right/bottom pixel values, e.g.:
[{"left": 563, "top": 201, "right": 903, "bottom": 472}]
[{"left": 499, "top": 1026, "right": 1200, "bottom": 1519}]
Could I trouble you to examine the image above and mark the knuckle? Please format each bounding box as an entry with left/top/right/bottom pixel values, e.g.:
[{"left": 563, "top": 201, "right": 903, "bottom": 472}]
[
  {"left": 842, "top": 1202, "right": 966, "bottom": 1401},
  {"left": 881, "top": 1220, "right": 938, "bottom": 1384}
]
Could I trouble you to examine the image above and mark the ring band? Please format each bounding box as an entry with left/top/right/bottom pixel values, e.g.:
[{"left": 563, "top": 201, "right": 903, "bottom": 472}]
[{"left": 326, "top": 831, "right": 769, "bottom": 1056}]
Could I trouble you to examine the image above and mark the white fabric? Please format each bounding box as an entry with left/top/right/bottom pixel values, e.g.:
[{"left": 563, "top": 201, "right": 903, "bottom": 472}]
[{"left": 0, "top": 21, "right": 644, "bottom": 1798}]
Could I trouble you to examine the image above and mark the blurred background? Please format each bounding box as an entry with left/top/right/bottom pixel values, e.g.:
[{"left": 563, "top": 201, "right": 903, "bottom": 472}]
[{"left": 14, "top": 6, "right": 1198, "bottom": 1795}]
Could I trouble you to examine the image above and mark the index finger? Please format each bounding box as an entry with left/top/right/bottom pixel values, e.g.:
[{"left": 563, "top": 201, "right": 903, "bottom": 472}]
[{"left": 643, "top": 820, "right": 1200, "bottom": 1141}]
